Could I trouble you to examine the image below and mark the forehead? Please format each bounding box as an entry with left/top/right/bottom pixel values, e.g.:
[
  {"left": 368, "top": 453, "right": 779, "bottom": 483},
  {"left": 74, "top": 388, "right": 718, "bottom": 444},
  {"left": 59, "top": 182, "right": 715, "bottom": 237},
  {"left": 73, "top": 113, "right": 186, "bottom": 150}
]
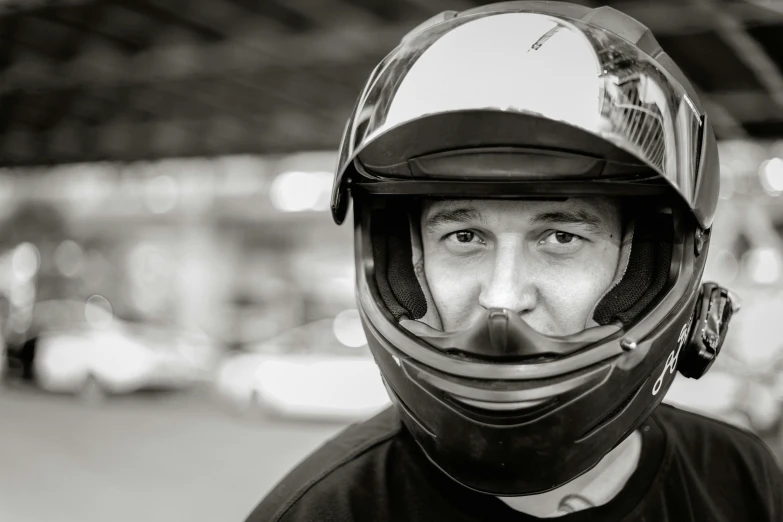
[{"left": 421, "top": 197, "right": 621, "bottom": 223}]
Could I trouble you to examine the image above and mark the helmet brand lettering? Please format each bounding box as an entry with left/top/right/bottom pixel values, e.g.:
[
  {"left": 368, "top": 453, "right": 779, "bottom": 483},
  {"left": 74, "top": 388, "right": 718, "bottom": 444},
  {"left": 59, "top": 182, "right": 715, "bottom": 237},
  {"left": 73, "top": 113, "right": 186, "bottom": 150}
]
[{"left": 652, "top": 323, "right": 690, "bottom": 396}]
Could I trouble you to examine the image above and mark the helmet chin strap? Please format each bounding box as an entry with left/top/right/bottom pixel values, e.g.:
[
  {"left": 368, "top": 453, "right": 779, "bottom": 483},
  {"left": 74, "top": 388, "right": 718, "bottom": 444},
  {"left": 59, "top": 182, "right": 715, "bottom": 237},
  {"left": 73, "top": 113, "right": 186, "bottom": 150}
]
[{"left": 408, "top": 212, "right": 636, "bottom": 334}]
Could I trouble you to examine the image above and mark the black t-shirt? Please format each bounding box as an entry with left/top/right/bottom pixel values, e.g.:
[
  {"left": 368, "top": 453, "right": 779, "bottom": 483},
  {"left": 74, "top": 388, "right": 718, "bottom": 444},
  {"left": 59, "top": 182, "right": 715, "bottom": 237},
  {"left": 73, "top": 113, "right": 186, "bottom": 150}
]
[{"left": 246, "top": 404, "right": 783, "bottom": 522}]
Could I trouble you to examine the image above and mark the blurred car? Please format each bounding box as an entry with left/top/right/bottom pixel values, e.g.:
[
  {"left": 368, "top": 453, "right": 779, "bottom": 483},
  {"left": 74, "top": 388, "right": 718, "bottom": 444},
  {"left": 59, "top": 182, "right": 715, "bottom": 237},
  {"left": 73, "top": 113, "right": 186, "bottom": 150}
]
[
  {"left": 33, "top": 318, "right": 216, "bottom": 399},
  {"left": 216, "top": 316, "right": 391, "bottom": 421}
]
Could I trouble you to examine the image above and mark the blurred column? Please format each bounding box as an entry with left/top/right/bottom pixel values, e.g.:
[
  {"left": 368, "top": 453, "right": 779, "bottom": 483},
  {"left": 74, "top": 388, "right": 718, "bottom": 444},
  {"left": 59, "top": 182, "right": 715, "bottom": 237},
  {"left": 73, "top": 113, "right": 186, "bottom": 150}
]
[{"left": 171, "top": 159, "right": 232, "bottom": 342}]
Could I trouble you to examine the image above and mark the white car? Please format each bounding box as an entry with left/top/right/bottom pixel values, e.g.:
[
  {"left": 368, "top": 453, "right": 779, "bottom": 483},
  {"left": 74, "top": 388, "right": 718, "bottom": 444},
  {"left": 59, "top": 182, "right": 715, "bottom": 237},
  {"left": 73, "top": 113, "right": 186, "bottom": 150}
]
[
  {"left": 34, "top": 321, "right": 216, "bottom": 399},
  {"left": 216, "top": 318, "right": 391, "bottom": 421}
]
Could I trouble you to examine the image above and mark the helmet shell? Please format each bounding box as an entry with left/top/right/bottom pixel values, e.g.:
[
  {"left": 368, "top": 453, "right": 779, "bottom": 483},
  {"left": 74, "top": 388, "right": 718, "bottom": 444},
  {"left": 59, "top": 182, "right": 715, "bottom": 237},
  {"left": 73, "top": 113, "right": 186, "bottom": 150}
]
[{"left": 332, "top": 1, "right": 723, "bottom": 496}]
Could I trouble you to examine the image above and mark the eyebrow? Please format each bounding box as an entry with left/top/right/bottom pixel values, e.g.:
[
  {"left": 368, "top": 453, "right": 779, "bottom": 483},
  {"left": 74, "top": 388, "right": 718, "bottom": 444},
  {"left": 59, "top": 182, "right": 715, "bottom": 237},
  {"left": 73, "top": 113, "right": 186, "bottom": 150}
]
[
  {"left": 423, "top": 206, "right": 607, "bottom": 234},
  {"left": 530, "top": 209, "right": 605, "bottom": 233},
  {"left": 424, "top": 207, "right": 484, "bottom": 234}
]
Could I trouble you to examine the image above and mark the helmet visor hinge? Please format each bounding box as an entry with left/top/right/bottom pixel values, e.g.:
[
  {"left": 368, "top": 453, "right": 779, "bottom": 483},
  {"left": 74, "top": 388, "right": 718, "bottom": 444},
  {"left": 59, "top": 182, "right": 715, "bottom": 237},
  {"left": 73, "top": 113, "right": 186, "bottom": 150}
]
[{"left": 694, "top": 227, "right": 709, "bottom": 256}]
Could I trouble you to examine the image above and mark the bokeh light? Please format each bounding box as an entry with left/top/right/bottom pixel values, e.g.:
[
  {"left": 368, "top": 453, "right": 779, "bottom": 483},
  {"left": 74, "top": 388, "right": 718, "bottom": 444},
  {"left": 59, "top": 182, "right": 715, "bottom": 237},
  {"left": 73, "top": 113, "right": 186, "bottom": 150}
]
[
  {"left": 710, "top": 249, "right": 740, "bottom": 285},
  {"left": 759, "top": 157, "right": 783, "bottom": 195},
  {"left": 54, "top": 240, "right": 85, "bottom": 277},
  {"left": 743, "top": 247, "right": 783, "bottom": 285},
  {"left": 332, "top": 309, "right": 367, "bottom": 348},
  {"left": 9, "top": 280, "right": 35, "bottom": 308},
  {"left": 85, "top": 294, "right": 113, "bottom": 328},
  {"left": 11, "top": 242, "right": 40, "bottom": 281},
  {"left": 269, "top": 171, "right": 332, "bottom": 212},
  {"left": 732, "top": 294, "right": 783, "bottom": 367},
  {"left": 144, "top": 175, "right": 179, "bottom": 214}
]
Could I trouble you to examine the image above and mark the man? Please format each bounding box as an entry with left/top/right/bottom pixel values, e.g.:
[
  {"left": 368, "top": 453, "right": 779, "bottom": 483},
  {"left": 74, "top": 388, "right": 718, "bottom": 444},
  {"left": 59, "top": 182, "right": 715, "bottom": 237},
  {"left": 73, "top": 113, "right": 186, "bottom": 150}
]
[{"left": 247, "top": 2, "right": 783, "bottom": 520}]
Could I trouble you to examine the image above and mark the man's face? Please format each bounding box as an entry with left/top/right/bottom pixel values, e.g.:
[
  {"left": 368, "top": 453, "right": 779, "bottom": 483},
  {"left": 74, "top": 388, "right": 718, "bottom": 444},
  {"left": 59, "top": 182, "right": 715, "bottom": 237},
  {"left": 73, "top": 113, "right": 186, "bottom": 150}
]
[{"left": 420, "top": 197, "right": 623, "bottom": 335}]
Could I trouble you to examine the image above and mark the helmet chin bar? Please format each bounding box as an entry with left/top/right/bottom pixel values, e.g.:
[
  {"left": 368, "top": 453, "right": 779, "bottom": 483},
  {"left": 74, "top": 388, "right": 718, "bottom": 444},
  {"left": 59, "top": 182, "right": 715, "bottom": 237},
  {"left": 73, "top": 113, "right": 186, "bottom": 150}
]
[{"left": 400, "top": 309, "right": 622, "bottom": 361}]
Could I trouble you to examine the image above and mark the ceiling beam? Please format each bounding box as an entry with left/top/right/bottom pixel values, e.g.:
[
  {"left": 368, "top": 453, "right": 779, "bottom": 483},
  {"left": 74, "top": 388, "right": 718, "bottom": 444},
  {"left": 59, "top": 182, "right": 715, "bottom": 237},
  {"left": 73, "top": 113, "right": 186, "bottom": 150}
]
[
  {"left": 708, "top": 90, "right": 783, "bottom": 123},
  {"left": 115, "top": 0, "right": 224, "bottom": 40},
  {"left": 0, "top": 111, "right": 347, "bottom": 166},
  {"left": 744, "top": 0, "right": 783, "bottom": 18},
  {"left": 1, "top": 0, "right": 783, "bottom": 31},
  {"left": 397, "top": 0, "right": 475, "bottom": 15},
  {"left": 2, "top": 2, "right": 783, "bottom": 95},
  {"left": 33, "top": 5, "right": 143, "bottom": 54},
  {"left": 692, "top": 0, "right": 783, "bottom": 110},
  {"left": 0, "top": 24, "right": 408, "bottom": 92},
  {"left": 0, "top": 0, "right": 95, "bottom": 14},
  {"left": 701, "top": 97, "right": 749, "bottom": 139},
  {"left": 620, "top": 1, "right": 783, "bottom": 36},
  {"left": 281, "top": 0, "right": 381, "bottom": 27}
]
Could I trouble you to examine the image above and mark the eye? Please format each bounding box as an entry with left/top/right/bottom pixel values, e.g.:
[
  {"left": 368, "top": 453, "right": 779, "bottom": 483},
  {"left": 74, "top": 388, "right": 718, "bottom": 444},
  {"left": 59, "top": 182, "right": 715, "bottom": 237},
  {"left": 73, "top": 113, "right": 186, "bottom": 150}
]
[
  {"left": 540, "top": 231, "right": 583, "bottom": 247},
  {"left": 454, "top": 231, "right": 476, "bottom": 243},
  {"left": 554, "top": 231, "right": 576, "bottom": 244},
  {"left": 443, "top": 230, "right": 486, "bottom": 250}
]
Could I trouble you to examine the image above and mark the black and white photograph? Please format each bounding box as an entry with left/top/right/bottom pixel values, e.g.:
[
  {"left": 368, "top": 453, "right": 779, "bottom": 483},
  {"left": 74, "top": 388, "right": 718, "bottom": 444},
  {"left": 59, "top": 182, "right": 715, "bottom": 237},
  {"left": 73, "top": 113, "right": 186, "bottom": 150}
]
[{"left": 0, "top": 1, "right": 782, "bottom": 521}]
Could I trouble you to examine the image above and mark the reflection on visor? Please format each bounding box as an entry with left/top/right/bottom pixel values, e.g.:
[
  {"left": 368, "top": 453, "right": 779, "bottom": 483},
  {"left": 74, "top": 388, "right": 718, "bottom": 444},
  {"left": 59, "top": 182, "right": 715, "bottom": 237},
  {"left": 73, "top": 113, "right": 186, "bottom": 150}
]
[
  {"left": 337, "top": 11, "right": 704, "bottom": 213},
  {"left": 366, "top": 15, "right": 602, "bottom": 141}
]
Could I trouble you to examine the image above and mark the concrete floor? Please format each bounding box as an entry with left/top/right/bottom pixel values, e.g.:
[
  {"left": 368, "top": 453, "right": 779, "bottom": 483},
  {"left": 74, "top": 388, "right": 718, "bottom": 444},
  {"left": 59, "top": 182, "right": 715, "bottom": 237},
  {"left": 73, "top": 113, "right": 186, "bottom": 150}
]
[{"left": 0, "top": 388, "right": 349, "bottom": 522}]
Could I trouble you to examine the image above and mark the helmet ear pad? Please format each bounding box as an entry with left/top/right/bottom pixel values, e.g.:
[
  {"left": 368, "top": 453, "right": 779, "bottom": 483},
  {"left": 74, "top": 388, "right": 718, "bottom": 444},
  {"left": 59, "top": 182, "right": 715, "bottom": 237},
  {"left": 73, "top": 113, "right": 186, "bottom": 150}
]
[
  {"left": 369, "top": 200, "right": 675, "bottom": 329},
  {"left": 371, "top": 206, "right": 428, "bottom": 321},
  {"left": 593, "top": 212, "right": 674, "bottom": 326}
]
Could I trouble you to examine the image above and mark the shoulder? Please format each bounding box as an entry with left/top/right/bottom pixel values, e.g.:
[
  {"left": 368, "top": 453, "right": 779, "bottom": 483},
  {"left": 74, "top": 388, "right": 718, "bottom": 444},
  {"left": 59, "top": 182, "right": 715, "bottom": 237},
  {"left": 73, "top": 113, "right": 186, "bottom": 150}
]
[
  {"left": 654, "top": 403, "right": 783, "bottom": 517},
  {"left": 655, "top": 402, "right": 777, "bottom": 464},
  {"left": 244, "top": 407, "right": 403, "bottom": 522}
]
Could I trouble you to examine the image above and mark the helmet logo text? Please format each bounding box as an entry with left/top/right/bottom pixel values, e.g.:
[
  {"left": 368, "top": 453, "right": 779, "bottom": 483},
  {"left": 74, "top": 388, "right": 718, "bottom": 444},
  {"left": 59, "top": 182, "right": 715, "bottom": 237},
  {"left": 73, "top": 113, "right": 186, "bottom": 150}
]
[{"left": 652, "top": 322, "right": 690, "bottom": 396}]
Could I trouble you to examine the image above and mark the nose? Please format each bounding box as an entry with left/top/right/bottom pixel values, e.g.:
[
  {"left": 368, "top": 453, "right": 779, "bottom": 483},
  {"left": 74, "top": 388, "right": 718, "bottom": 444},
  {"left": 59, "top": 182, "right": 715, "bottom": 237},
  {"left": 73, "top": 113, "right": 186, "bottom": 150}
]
[{"left": 477, "top": 235, "right": 537, "bottom": 315}]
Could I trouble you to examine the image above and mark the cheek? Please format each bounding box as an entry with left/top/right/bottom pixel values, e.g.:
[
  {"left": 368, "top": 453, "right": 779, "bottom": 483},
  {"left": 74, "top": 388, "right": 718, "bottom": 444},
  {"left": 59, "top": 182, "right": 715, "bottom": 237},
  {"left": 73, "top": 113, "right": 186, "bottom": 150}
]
[
  {"left": 539, "top": 245, "right": 619, "bottom": 333},
  {"left": 424, "top": 254, "right": 483, "bottom": 329}
]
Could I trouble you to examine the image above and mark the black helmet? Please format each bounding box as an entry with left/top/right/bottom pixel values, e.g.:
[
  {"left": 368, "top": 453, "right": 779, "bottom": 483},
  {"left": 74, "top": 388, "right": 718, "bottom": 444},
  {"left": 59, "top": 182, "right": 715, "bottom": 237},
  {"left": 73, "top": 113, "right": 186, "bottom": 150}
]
[{"left": 330, "top": 1, "right": 738, "bottom": 496}]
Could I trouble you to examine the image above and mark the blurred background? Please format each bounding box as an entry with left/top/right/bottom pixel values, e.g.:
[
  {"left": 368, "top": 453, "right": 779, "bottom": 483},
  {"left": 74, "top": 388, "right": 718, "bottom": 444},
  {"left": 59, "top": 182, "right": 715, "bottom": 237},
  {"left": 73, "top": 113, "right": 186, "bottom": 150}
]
[{"left": 0, "top": 0, "right": 782, "bottom": 521}]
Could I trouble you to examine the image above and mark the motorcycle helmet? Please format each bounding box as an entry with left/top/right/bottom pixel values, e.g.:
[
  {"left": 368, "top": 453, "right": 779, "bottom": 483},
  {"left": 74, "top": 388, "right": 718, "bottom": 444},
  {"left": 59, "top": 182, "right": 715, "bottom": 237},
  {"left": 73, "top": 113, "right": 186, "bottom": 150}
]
[{"left": 330, "top": 1, "right": 738, "bottom": 496}]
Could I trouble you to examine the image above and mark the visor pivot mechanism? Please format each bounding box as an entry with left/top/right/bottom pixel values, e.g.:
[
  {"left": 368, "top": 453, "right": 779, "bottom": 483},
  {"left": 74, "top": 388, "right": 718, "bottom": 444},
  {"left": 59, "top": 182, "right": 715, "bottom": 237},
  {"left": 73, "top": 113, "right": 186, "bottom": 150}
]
[
  {"left": 694, "top": 228, "right": 709, "bottom": 256},
  {"left": 678, "top": 282, "right": 736, "bottom": 379}
]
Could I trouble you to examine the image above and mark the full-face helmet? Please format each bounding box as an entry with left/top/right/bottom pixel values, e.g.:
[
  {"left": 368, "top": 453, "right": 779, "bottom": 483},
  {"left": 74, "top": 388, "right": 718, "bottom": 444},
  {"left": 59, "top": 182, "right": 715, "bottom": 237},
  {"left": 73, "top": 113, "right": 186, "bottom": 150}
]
[{"left": 331, "top": 1, "right": 737, "bottom": 496}]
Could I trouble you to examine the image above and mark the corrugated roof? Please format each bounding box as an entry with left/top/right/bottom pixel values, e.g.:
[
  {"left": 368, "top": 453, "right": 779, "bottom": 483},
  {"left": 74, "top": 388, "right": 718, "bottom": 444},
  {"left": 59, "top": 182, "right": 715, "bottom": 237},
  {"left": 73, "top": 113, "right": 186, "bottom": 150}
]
[{"left": 1, "top": 0, "right": 782, "bottom": 165}]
